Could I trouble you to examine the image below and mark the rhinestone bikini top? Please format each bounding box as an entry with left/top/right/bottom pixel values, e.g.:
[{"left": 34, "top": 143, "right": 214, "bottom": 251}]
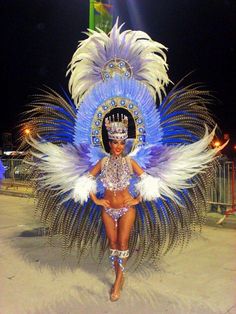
[{"left": 100, "top": 155, "right": 133, "bottom": 193}]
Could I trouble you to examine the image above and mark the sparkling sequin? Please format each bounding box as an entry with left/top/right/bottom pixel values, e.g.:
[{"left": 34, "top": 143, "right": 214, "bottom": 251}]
[
  {"left": 105, "top": 207, "right": 129, "bottom": 227},
  {"left": 101, "top": 155, "right": 132, "bottom": 193}
]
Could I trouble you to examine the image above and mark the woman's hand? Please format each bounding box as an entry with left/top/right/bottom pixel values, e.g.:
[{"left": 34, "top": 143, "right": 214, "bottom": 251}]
[
  {"left": 90, "top": 192, "right": 110, "bottom": 208},
  {"left": 123, "top": 195, "right": 142, "bottom": 207},
  {"left": 94, "top": 198, "right": 111, "bottom": 208}
]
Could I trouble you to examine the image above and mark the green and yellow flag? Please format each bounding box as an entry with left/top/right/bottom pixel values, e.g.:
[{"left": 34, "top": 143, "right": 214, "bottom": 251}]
[{"left": 89, "top": 0, "right": 113, "bottom": 33}]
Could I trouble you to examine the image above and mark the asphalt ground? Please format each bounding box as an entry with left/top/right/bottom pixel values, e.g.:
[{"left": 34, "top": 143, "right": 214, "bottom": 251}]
[{"left": 0, "top": 194, "right": 236, "bottom": 314}]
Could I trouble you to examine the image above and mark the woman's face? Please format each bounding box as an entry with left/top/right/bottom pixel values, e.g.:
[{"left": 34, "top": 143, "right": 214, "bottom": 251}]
[{"left": 109, "top": 139, "right": 126, "bottom": 156}]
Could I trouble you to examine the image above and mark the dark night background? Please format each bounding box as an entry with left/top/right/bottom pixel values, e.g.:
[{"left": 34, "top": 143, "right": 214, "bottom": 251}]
[{"left": 1, "top": 0, "right": 236, "bottom": 147}]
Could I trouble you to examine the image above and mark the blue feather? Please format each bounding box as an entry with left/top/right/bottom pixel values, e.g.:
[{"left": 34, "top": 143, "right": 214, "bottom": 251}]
[{"left": 74, "top": 75, "right": 161, "bottom": 146}]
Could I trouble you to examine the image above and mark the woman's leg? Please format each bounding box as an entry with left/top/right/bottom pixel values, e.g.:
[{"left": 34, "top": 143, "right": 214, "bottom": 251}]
[
  {"left": 113, "top": 206, "right": 136, "bottom": 293},
  {"left": 101, "top": 208, "right": 118, "bottom": 272}
]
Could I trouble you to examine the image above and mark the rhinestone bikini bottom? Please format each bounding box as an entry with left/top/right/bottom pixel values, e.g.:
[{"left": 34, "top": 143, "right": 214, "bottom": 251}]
[{"left": 104, "top": 207, "right": 129, "bottom": 227}]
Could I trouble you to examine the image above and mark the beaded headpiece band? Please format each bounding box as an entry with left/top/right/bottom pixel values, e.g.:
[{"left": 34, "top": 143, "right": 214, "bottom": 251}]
[{"left": 105, "top": 114, "right": 128, "bottom": 140}]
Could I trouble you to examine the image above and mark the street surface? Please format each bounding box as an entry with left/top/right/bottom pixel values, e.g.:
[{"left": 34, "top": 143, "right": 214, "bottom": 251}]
[{"left": 0, "top": 195, "right": 235, "bottom": 314}]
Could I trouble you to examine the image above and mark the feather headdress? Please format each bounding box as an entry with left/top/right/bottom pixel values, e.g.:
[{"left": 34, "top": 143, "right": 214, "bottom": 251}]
[
  {"left": 67, "top": 19, "right": 170, "bottom": 106},
  {"left": 19, "top": 20, "right": 226, "bottom": 269}
]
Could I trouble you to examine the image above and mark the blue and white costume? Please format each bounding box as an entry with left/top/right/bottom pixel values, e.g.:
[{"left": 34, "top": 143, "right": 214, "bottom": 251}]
[{"left": 21, "top": 21, "right": 225, "bottom": 269}]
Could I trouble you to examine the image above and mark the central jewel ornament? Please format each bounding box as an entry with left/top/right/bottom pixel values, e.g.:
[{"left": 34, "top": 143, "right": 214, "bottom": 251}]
[{"left": 101, "top": 58, "right": 133, "bottom": 80}]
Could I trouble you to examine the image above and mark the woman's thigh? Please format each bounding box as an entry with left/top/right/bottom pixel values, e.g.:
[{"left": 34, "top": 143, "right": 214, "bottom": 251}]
[
  {"left": 117, "top": 206, "right": 136, "bottom": 245},
  {"left": 101, "top": 208, "right": 118, "bottom": 244}
]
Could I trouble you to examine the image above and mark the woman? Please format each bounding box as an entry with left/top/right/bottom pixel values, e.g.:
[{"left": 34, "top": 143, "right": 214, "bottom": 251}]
[
  {"left": 21, "top": 20, "right": 225, "bottom": 304},
  {"left": 25, "top": 103, "right": 223, "bottom": 302},
  {"left": 88, "top": 115, "right": 144, "bottom": 301}
]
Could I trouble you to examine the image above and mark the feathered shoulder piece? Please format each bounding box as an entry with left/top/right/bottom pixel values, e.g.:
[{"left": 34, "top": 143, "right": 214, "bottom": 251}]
[{"left": 67, "top": 19, "right": 170, "bottom": 106}]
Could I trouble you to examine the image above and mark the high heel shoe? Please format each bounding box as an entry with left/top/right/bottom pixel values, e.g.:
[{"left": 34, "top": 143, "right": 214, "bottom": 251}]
[
  {"left": 110, "top": 276, "right": 125, "bottom": 301},
  {"left": 110, "top": 288, "right": 121, "bottom": 302}
]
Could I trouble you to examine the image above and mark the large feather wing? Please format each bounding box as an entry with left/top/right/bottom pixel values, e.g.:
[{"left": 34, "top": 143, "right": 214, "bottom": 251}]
[
  {"left": 130, "top": 127, "right": 225, "bottom": 201},
  {"left": 127, "top": 128, "right": 227, "bottom": 269},
  {"left": 156, "top": 80, "right": 216, "bottom": 145},
  {"left": 19, "top": 89, "right": 109, "bottom": 266},
  {"left": 18, "top": 87, "right": 77, "bottom": 149},
  {"left": 26, "top": 136, "right": 106, "bottom": 199}
]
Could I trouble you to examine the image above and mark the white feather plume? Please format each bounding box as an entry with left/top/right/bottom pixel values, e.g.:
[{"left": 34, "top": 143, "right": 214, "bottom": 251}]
[
  {"left": 73, "top": 175, "right": 97, "bottom": 204},
  {"left": 135, "top": 173, "right": 161, "bottom": 201},
  {"left": 67, "top": 19, "right": 170, "bottom": 106},
  {"left": 135, "top": 126, "right": 227, "bottom": 201},
  {"left": 25, "top": 136, "right": 98, "bottom": 204}
]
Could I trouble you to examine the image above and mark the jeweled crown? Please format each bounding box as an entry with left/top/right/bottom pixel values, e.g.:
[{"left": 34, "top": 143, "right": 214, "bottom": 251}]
[{"left": 105, "top": 114, "right": 128, "bottom": 140}]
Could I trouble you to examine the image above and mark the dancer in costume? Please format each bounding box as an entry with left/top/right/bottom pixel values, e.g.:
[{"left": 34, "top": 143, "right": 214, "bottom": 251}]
[
  {"left": 21, "top": 20, "right": 226, "bottom": 301},
  {"left": 87, "top": 114, "right": 145, "bottom": 301}
]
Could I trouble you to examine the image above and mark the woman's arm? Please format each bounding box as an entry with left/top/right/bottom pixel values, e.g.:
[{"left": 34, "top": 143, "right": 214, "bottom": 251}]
[
  {"left": 90, "top": 191, "right": 110, "bottom": 207},
  {"left": 130, "top": 159, "right": 144, "bottom": 176},
  {"left": 89, "top": 160, "right": 102, "bottom": 177}
]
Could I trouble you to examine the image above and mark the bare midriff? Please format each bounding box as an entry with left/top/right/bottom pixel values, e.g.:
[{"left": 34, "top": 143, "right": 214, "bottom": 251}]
[{"left": 104, "top": 188, "right": 134, "bottom": 208}]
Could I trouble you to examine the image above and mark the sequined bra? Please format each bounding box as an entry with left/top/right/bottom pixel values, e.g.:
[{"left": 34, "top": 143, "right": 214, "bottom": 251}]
[{"left": 100, "top": 156, "right": 133, "bottom": 193}]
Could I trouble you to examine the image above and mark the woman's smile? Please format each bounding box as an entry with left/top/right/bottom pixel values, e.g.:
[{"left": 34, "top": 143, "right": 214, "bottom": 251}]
[{"left": 115, "top": 148, "right": 121, "bottom": 154}]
